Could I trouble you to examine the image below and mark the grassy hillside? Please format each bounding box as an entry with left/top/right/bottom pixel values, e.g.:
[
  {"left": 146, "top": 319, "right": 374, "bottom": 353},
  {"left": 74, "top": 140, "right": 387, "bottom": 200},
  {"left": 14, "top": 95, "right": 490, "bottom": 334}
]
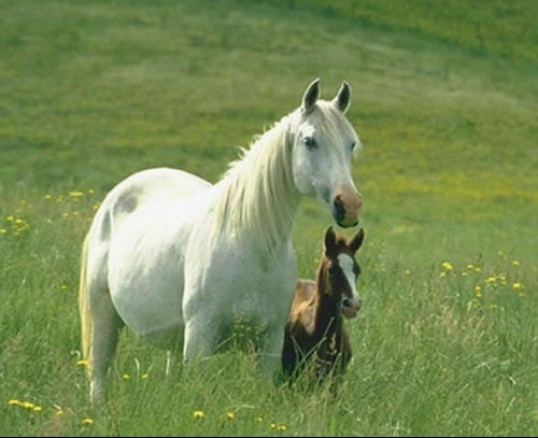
[
  {"left": 264, "top": 0, "right": 538, "bottom": 63},
  {"left": 0, "top": 0, "right": 537, "bottom": 436}
]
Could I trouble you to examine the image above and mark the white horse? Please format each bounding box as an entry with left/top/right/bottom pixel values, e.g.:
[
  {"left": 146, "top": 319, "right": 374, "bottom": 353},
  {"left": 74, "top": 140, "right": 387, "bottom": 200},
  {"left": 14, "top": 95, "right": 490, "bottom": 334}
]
[{"left": 79, "top": 78, "right": 363, "bottom": 403}]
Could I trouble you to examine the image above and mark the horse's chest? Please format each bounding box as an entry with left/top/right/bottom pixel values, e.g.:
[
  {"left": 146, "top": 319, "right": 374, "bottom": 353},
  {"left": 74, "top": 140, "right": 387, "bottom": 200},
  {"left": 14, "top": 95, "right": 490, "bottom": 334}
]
[
  {"left": 184, "top": 244, "right": 296, "bottom": 322},
  {"left": 226, "top": 262, "right": 294, "bottom": 312}
]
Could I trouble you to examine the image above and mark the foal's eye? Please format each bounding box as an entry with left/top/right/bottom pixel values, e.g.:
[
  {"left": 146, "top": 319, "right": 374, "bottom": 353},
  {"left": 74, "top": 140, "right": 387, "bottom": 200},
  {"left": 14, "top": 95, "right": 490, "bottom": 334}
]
[
  {"left": 303, "top": 136, "right": 316, "bottom": 150},
  {"left": 328, "top": 266, "right": 339, "bottom": 277},
  {"left": 351, "top": 141, "right": 356, "bottom": 151}
]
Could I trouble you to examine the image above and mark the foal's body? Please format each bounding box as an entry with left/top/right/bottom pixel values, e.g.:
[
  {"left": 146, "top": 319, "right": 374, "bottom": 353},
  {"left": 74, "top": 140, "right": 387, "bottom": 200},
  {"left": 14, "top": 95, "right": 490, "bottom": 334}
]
[{"left": 282, "top": 226, "right": 365, "bottom": 382}]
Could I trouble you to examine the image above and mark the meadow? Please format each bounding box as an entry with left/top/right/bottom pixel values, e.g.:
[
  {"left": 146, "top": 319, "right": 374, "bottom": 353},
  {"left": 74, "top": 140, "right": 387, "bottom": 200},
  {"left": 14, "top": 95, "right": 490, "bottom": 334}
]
[{"left": 1, "top": 0, "right": 537, "bottom": 436}]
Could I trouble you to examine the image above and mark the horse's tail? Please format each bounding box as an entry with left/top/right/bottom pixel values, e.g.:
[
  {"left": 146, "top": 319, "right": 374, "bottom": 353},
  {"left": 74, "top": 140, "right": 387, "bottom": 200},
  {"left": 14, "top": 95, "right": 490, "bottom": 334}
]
[{"left": 78, "top": 232, "right": 91, "bottom": 365}]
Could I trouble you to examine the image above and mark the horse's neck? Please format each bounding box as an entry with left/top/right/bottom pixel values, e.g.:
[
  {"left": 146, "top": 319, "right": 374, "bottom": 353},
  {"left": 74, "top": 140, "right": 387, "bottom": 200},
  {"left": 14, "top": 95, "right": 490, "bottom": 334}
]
[{"left": 217, "top": 117, "right": 301, "bottom": 256}]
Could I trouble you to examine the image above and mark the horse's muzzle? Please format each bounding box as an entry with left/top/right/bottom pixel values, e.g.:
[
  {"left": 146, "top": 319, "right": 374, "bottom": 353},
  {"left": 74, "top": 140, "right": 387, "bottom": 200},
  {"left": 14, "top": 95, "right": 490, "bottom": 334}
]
[{"left": 333, "top": 188, "right": 362, "bottom": 228}]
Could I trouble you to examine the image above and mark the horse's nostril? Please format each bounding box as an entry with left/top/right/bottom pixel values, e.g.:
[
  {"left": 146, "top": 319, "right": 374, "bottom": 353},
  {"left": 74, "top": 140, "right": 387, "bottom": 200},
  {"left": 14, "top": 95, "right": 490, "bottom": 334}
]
[{"left": 333, "top": 196, "right": 346, "bottom": 223}]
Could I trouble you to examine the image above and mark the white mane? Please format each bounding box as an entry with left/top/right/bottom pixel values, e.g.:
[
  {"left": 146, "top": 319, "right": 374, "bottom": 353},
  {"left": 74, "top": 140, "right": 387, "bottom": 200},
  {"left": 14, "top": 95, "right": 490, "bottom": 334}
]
[{"left": 213, "top": 111, "right": 299, "bottom": 259}]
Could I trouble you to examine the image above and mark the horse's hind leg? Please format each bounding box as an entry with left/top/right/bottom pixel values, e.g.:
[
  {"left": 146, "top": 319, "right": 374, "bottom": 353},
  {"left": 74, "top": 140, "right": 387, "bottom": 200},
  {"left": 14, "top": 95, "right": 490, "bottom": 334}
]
[{"left": 87, "top": 286, "right": 124, "bottom": 404}]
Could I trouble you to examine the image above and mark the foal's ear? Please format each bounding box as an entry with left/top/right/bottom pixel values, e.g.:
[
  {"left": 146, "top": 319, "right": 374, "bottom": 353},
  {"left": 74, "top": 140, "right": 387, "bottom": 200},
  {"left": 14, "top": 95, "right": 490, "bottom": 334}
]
[
  {"left": 332, "top": 81, "right": 352, "bottom": 114},
  {"left": 301, "top": 78, "right": 321, "bottom": 114},
  {"left": 349, "top": 228, "right": 365, "bottom": 253},
  {"left": 324, "top": 225, "right": 337, "bottom": 254}
]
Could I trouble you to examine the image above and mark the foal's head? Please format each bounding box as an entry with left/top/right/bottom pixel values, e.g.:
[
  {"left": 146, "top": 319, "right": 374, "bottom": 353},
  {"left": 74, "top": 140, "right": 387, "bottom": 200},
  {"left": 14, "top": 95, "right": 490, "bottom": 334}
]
[{"left": 318, "top": 226, "right": 365, "bottom": 319}]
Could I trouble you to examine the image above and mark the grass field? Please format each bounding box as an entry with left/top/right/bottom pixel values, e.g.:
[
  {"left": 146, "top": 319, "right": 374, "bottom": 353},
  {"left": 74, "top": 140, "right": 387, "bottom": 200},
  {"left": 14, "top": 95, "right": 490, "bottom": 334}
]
[{"left": 1, "top": 0, "right": 537, "bottom": 436}]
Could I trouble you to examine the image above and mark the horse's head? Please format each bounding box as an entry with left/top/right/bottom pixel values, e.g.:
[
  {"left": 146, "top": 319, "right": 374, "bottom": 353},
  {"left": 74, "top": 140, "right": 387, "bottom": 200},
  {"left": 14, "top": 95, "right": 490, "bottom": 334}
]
[
  {"left": 290, "top": 78, "right": 363, "bottom": 228},
  {"left": 321, "top": 226, "right": 365, "bottom": 319}
]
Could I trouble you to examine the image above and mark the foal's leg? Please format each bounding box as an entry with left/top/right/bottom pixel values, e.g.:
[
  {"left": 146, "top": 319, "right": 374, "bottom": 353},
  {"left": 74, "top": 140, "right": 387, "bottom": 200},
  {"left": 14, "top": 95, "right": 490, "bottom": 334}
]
[{"left": 88, "top": 287, "right": 124, "bottom": 404}]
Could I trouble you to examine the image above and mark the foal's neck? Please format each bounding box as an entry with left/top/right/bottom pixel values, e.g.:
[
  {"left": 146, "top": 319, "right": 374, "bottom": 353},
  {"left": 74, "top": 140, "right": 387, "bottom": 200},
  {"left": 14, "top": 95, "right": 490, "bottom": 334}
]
[{"left": 312, "top": 267, "right": 343, "bottom": 337}]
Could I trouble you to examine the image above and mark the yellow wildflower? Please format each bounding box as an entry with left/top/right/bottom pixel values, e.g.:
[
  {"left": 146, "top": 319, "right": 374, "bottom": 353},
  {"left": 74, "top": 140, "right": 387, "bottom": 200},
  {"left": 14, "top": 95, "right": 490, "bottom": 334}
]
[
  {"left": 82, "top": 417, "right": 94, "bottom": 425},
  {"left": 193, "top": 410, "right": 205, "bottom": 418}
]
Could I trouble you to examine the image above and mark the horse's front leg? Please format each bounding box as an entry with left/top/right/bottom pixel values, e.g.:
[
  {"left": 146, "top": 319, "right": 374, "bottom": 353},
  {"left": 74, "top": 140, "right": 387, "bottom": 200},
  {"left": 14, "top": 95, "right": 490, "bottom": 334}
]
[
  {"left": 182, "top": 315, "right": 220, "bottom": 366},
  {"left": 257, "top": 324, "right": 286, "bottom": 378}
]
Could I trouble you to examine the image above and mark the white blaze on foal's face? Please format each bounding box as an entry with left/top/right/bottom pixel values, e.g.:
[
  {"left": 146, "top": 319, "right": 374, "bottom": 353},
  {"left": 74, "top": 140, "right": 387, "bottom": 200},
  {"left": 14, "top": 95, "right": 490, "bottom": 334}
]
[{"left": 337, "top": 253, "right": 361, "bottom": 318}]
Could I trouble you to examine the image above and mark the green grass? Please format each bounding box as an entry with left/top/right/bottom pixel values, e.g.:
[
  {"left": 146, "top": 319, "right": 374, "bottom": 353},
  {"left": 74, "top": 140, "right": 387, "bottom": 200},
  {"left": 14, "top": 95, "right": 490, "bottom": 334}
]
[{"left": 1, "top": 0, "right": 537, "bottom": 435}]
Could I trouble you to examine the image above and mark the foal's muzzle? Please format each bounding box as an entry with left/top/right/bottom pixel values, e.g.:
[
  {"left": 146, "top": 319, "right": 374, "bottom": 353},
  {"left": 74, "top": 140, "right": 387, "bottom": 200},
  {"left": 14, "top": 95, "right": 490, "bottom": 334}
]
[{"left": 342, "top": 297, "right": 361, "bottom": 319}]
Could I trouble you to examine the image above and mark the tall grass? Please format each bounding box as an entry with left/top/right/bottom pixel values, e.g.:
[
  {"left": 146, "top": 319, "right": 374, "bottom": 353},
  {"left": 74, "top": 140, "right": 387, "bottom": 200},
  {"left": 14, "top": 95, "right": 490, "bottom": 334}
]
[{"left": 1, "top": 0, "right": 537, "bottom": 435}]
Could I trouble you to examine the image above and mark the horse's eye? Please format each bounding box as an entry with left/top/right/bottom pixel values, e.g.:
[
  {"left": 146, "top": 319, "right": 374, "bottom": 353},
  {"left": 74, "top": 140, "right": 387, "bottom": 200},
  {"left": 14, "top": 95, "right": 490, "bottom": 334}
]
[
  {"left": 351, "top": 141, "right": 356, "bottom": 151},
  {"left": 303, "top": 136, "right": 316, "bottom": 150}
]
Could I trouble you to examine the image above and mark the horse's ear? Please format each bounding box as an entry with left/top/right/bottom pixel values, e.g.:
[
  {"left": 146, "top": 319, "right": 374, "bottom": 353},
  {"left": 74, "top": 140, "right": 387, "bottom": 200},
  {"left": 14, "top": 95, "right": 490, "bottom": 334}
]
[
  {"left": 301, "top": 78, "right": 321, "bottom": 114},
  {"left": 324, "top": 225, "right": 337, "bottom": 254},
  {"left": 332, "top": 81, "right": 351, "bottom": 114},
  {"left": 349, "top": 228, "right": 365, "bottom": 253}
]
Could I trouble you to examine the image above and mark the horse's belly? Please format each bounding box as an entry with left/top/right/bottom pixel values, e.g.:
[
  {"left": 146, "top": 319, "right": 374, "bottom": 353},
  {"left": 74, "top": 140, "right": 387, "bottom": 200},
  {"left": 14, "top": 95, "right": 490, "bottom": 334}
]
[
  {"left": 107, "top": 205, "right": 197, "bottom": 348},
  {"left": 112, "top": 281, "right": 184, "bottom": 348}
]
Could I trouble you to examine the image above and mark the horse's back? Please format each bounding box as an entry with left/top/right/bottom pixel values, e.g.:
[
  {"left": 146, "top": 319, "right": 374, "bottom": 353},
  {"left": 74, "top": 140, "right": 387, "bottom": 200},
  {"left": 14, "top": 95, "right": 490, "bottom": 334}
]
[
  {"left": 106, "top": 167, "right": 210, "bottom": 211},
  {"left": 87, "top": 167, "right": 211, "bottom": 241}
]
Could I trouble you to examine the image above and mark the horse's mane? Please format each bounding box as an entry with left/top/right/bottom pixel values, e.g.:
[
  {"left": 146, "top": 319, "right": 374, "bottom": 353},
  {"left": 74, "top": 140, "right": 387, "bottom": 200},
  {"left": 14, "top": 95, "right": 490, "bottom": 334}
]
[{"left": 212, "top": 111, "right": 298, "bottom": 259}]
